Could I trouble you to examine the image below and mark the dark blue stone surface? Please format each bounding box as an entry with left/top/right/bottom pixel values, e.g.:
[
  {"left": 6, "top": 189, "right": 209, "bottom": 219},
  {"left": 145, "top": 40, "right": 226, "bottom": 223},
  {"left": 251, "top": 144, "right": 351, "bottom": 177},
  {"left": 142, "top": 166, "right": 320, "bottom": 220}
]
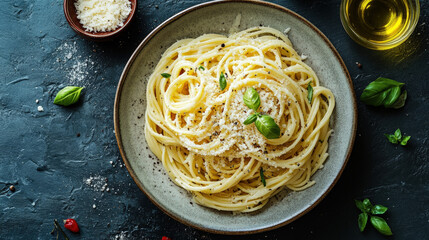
[{"left": 0, "top": 0, "right": 428, "bottom": 239}]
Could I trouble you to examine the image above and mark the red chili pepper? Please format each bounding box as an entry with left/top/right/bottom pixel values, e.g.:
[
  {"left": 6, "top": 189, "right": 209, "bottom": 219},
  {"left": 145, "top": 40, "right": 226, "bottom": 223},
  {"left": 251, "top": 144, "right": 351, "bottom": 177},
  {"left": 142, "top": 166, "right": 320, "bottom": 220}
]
[
  {"left": 161, "top": 237, "right": 171, "bottom": 240},
  {"left": 63, "top": 218, "right": 80, "bottom": 233}
]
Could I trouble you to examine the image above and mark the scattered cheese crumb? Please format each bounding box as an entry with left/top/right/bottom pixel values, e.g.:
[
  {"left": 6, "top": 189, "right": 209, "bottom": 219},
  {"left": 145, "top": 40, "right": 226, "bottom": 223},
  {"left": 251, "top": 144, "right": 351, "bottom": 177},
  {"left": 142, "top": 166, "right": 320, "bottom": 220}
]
[
  {"left": 301, "top": 54, "right": 308, "bottom": 60},
  {"left": 35, "top": 99, "right": 39, "bottom": 104},
  {"left": 37, "top": 106, "right": 44, "bottom": 112},
  {"left": 284, "top": 27, "right": 291, "bottom": 34},
  {"left": 85, "top": 175, "right": 108, "bottom": 192},
  {"left": 93, "top": 204, "right": 96, "bottom": 209},
  {"left": 75, "top": 0, "right": 132, "bottom": 33}
]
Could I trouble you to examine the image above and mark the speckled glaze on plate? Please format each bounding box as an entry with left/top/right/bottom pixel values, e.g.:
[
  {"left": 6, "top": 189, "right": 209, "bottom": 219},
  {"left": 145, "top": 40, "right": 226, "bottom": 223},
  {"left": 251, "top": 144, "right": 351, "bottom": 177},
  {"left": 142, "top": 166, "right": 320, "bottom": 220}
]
[{"left": 114, "top": 0, "right": 357, "bottom": 234}]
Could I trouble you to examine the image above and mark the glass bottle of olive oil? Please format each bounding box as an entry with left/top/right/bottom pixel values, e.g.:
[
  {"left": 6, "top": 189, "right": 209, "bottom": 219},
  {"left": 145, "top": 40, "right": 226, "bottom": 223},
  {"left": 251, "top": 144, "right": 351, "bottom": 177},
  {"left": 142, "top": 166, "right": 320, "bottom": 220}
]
[{"left": 341, "top": 0, "right": 418, "bottom": 49}]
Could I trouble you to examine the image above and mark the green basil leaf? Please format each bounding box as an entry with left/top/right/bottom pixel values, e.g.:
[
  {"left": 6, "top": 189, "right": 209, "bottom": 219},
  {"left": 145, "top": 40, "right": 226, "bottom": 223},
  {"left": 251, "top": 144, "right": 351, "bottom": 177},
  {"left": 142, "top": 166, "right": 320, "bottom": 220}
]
[
  {"left": 260, "top": 167, "right": 266, "bottom": 187},
  {"left": 363, "top": 198, "right": 373, "bottom": 213},
  {"left": 394, "top": 128, "right": 402, "bottom": 140},
  {"left": 382, "top": 86, "right": 401, "bottom": 107},
  {"left": 384, "top": 134, "right": 398, "bottom": 144},
  {"left": 255, "top": 115, "right": 280, "bottom": 139},
  {"left": 355, "top": 200, "right": 366, "bottom": 213},
  {"left": 370, "top": 216, "right": 393, "bottom": 236},
  {"left": 243, "top": 114, "right": 258, "bottom": 125},
  {"left": 400, "top": 136, "right": 411, "bottom": 146},
  {"left": 198, "top": 66, "right": 205, "bottom": 71},
  {"left": 219, "top": 72, "right": 227, "bottom": 90},
  {"left": 243, "top": 87, "right": 261, "bottom": 111},
  {"left": 53, "top": 86, "right": 84, "bottom": 106},
  {"left": 360, "top": 77, "right": 405, "bottom": 108},
  {"left": 358, "top": 212, "right": 368, "bottom": 232},
  {"left": 390, "top": 90, "right": 407, "bottom": 109},
  {"left": 371, "top": 205, "right": 388, "bottom": 215},
  {"left": 161, "top": 73, "right": 171, "bottom": 78},
  {"left": 307, "top": 81, "right": 313, "bottom": 104}
]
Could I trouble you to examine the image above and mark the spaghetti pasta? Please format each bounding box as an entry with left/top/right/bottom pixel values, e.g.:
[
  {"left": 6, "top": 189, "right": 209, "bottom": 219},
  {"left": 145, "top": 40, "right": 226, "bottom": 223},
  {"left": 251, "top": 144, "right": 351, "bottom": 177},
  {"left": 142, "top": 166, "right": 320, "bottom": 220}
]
[{"left": 145, "top": 27, "right": 335, "bottom": 212}]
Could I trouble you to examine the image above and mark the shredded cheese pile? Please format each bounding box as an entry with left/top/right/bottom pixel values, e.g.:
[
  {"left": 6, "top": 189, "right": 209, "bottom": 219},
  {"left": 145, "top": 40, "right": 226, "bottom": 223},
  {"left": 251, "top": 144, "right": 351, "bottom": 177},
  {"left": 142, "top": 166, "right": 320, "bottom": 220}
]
[{"left": 75, "top": 0, "right": 131, "bottom": 33}]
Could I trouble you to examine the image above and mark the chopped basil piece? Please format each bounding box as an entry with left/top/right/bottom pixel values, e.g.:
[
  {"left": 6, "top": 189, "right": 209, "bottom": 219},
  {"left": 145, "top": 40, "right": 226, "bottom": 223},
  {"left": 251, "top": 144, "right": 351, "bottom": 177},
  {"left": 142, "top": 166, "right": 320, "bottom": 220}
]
[
  {"left": 260, "top": 167, "right": 266, "bottom": 187},
  {"left": 161, "top": 73, "right": 171, "bottom": 78},
  {"left": 219, "top": 72, "right": 227, "bottom": 90},
  {"left": 307, "top": 81, "right": 313, "bottom": 104}
]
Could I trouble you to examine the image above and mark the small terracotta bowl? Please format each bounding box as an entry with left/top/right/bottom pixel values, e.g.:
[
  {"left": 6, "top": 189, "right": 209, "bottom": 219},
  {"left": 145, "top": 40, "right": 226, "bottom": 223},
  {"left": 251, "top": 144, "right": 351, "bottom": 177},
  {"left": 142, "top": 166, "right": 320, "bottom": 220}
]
[{"left": 63, "top": 0, "right": 137, "bottom": 41}]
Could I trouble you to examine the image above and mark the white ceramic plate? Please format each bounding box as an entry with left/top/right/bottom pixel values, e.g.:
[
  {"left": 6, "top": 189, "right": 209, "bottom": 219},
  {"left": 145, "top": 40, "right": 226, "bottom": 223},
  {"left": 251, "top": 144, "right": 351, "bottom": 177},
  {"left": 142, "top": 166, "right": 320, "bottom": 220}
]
[{"left": 114, "top": 0, "right": 357, "bottom": 234}]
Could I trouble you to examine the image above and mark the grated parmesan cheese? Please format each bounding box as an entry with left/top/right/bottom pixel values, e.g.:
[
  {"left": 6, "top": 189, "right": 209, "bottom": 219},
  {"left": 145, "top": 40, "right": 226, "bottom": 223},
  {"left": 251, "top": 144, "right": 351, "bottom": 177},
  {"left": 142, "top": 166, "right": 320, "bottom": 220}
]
[
  {"left": 74, "top": 0, "right": 132, "bottom": 33},
  {"left": 284, "top": 27, "right": 291, "bottom": 34}
]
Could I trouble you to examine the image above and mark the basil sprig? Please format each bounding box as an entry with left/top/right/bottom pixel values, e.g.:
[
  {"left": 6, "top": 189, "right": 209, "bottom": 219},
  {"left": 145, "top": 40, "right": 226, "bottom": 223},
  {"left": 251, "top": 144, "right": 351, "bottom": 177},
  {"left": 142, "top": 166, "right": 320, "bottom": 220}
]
[
  {"left": 360, "top": 77, "right": 407, "bottom": 108},
  {"left": 242, "top": 88, "right": 280, "bottom": 139},
  {"left": 260, "top": 167, "right": 266, "bottom": 187},
  {"left": 307, "top": 81, "right": 313, "bottom": 104},
  {"left": 355, "top": 198, "right": 392, "bottom": 236},
  {"left": 385, "top": 128, "right": 411, "bottom": 146},
  {"left": 198, "top": 66, "right": 205, "bottom": 71},
  {"left": 53, "top": 86, "right": 84, "bottom": 106},
  {"left": 219, "top": 72, "right": 227, "bottom": 90}
]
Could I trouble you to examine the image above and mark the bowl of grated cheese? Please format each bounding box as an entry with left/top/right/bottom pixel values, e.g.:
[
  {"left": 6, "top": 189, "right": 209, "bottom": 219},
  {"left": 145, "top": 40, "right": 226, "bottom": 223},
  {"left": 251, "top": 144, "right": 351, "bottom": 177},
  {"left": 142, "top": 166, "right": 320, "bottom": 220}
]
[{"left": 63, "top": 0, "right": 137, "bottom": 41}]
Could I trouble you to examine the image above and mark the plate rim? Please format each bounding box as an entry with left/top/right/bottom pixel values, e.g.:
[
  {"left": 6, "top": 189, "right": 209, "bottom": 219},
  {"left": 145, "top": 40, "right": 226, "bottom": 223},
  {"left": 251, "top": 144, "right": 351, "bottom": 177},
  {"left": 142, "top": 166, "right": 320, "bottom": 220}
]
[{"left": 114, "top": 0, "right": 357, "bottom": 235}]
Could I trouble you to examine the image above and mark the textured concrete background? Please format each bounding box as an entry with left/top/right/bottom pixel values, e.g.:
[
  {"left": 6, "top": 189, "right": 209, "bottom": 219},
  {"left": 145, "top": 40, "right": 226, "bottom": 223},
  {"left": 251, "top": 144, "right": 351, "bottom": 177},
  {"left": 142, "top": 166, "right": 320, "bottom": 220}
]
[{"left": 0, "top": 0, "right": 428, "bottom": 239}]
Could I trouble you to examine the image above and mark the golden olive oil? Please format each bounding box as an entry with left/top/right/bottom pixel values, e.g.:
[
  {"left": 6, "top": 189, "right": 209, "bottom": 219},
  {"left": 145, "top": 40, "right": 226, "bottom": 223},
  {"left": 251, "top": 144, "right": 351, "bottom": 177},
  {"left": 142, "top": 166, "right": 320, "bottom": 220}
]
[{"left": 344, "top": 0, "right": 411, "bottom": 45}]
